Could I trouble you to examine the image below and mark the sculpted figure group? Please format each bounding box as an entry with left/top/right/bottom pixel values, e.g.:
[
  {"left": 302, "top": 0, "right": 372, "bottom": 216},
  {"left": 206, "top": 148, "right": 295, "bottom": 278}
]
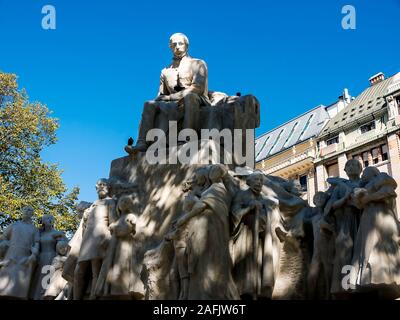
[
  {"left": 1, "top": 33, "right": 400, "bottom": 300},
  {"left": 1, "top": 159, "right": 400, "bottom": 300}
]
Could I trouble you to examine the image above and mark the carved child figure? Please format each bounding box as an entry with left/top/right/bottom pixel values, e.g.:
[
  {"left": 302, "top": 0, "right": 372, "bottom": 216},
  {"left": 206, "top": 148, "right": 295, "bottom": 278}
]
[{"left": 43, "top": 240, "right": 69, "bottom": 300}]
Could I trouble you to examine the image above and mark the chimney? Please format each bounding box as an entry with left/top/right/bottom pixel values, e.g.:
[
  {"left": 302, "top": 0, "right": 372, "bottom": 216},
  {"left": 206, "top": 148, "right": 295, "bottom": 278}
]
[
  {"left": 369, "top": 72, "right": 385, "bottom": 86},
  {"left": 343, "top": 88, "right": 350, "bottom": 104}
]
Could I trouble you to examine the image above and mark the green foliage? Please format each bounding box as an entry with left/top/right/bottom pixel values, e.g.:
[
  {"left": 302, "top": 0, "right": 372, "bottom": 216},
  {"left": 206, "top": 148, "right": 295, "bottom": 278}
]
[{"left": 0, "top": 71, "right": 80, "bottom": 233}]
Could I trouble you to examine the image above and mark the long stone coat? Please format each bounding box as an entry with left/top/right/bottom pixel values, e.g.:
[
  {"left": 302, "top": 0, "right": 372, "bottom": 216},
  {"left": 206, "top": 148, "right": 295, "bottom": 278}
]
[{"left": 0, "top": 221, "right": 39, "bottom": 299}]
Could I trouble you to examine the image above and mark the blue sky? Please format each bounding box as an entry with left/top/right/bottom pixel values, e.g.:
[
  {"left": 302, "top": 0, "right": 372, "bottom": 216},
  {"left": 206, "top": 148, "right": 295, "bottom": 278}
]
[{"left": 0, "top": 0, "right": 399, "bottom": 201}]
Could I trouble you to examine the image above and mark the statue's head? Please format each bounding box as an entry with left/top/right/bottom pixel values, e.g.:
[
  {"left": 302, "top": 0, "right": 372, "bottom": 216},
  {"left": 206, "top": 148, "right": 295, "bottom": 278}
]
[
  {"left": 246, "top": 172, "right": 264, "bottom": 195},
  {"left": 117, "top": 194, "right": 135, "bottom": 215},
  {"left": 169, "top": 33, "right": 189, "bottom": 59},
  {"left": 76, "top": 201, "right": 92, "bottom": 219},
  {"left": 344, "top": 159, "right": 362, "bottom": 179},
  {"left": 96, "top": 178, "right": 110, "bottom": 199},
  {"left": 193, "top": 166, "right": 210, "bottom": 189},
  {"left": 313, "top": 191, "right": 329, "bottom": 208},
  {"left": 41, "top": 214, "right": 55, "bottom": 230},
  {"left": 56, "top": 240, "right": 69, "bottom": 256},
  {"left": 21, "top": 206, "right": 34, "bottom": 221},
  {"left": 360, "top": 166, "right": 380, "bottom": 187},
  {"left": 282, "top": 179, "right": 303, "bottom": 197},
  {"left": 209, "top": 164, "right": 227, "bottom": 183}
]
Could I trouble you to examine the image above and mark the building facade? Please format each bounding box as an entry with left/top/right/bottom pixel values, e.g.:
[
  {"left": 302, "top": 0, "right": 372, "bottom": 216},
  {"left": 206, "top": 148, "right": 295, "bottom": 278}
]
[
  {"left": 255, "top": 89, "right": 351, "bottom": 204},
  {"left": 315, "top": 72, "right": 400, "bottom": 215}
]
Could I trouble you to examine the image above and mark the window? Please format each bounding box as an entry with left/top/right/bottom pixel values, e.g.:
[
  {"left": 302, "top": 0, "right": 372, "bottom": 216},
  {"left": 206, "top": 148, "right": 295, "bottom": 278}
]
[
  {"left": 256, "top": 136, "right": 270, "bottom": 158},
  {"left": 299, "top": 174, "right": 308, "bottom": 192},
  {"left": 362, "top": 151, "right": 369, "bottom": 168},
  {"left": 372, "top": 148, "right": 379, "bottom": 164},
  {"left": 360, "top": 121, "right": 376, "bottom": 134},
  {"left": 283, "top": 122, "right": 298, "bottom": 148},
  {"left": 396, "top": 97, "right": 400, "bottom": 115},
  {"left": 382, "top": 144, "right": 389, "bottom": 161},
  {"left": 327, "top": 162, "right": 339, "bottom": 178},
  {"left": 268, "top": 129, "right": 284, "bottom": 155},
  {"left": 298, "top": 114, "right": 314, "bottom": 141},
  {"left": 326, "top": 136, "right": 339, "bottom": 146},
  {"left": 351, "top": 144, "right": 388, "bottom": 167}
]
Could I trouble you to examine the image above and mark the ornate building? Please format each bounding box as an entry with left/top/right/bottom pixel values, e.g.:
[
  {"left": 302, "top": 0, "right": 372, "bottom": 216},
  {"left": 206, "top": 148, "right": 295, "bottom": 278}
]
[
  {"left": 254, "top": 89, "right": 351, "bottom": 204},
  {"left": 315, "top": 72, "right": 400, "bottom": 214}
]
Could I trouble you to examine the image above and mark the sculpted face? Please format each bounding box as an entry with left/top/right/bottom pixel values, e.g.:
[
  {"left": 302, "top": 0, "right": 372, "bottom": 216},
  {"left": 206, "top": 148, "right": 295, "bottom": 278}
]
[
  {"left": 42, "top": 214, "right": 55, "bottom": 229},
  {"left": 96, "top": 179, "right": 109, "bottom": 199},
  {"left": 360, "top": 167, "right": 379, "bottom": 186},
  {"left": 313, "top": 192, "right": 328, "bottom": 208},
  {"left": 169, "top": 33, "right": 188, "bottom": 59},
  {"left": 344, "top": 159, "right": 362, "bottom": 178},
  {"left": 56, "top": 242, "right": 69, "bottom": 256},
  {"left": 247, "top": 173, "right": 264, "bottom": 195},
  {"left": 21, "top": 206, "right": 34, "bottom": 221}
]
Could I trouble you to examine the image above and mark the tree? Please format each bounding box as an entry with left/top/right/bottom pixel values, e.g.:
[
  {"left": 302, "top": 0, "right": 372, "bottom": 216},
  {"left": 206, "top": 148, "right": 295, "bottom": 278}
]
[{"left": 0, "top": 71, "right": 80, "bottom": 234}]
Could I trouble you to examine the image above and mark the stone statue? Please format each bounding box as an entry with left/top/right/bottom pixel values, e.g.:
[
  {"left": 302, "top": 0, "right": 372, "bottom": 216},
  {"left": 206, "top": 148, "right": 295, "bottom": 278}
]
[
  {"left": 323, "top": 159, "right": 362, "bottom": 298},
  {"left": 306, "top": 191, "right": 334, "bottom": 299},
  {"left": 141, "top": 240, "right": 178, "bottom": 300},
  {"left": 43, "top": 240, "right": 70, "bottom": 300},
  {"left": 350, "top": 166, "right": 400, "bottom": 299},
  {"left": 30, "top": 214, "right": 66, "bottom": 300},
  {"left": 95, "top": 194, "right": 144, "bottom": 299},
  {"left": 133, "top": 33, "right": 211, "bottom": 152},
  {"left": 165, "top": 192, "right": 202, "bottom": 300},
  {"left": 230, "top": 172, "right": 276, "bottom": 299},
  {"left": 272, "top": 211, "right": 310, "bottom": 300},
  {"left": 0, "top": 240, "right": 10, "bottom": 268},
  {"left": 61, "top": 201, "right": 92, "bottom": 289},
  {"left": 72, "top": 179, "right": 118, "bottom": 300},
  {"left": 166, "top": 164, "right": 239, "bottom": 299},
  {"left": 0, "top": 206, "right": 40, "bottom": 299}
]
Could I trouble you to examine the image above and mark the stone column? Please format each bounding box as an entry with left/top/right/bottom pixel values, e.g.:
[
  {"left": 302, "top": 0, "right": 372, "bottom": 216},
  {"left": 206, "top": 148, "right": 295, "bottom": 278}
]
[
  {"left": 315, "top": 163, "right": 326, "bottom": 191},
  {"left": 387, "top": 132, "right": 400, "bottom": 217},
  {"left": 338, "top": 153, "right": 348, "bottom": 178}
]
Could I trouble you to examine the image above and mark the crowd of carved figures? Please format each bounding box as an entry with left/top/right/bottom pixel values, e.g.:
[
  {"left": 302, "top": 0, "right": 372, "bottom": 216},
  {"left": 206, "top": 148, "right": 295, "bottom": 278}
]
[{"left": 1, "top": 159, "right": 400, "bottom": 300}]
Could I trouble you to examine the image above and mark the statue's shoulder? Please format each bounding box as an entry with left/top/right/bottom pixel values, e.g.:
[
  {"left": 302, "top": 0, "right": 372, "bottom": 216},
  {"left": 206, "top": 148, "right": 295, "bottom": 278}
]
[
  {"left": 233, "top": 187, "right": 251, "bottom": 201},
  {"left": 104, "top": 197, "right": 117, "bottom": 206},
  {"left": 373, "top": 172, "right": 397, "bottom": 189},
  {"left": 189, "top": 57, "right": 208, "bottom": 69}
]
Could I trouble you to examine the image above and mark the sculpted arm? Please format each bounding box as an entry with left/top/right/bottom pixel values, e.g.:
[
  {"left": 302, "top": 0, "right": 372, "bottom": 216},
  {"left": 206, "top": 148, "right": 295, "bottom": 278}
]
[
  {"left": 363, "top": 185, "right": 397, "bottom": 205},
  {"left": 331, "top": 184, "right": 350, "bottom": 210},
  {"left": 176, "top": 200, "right": 207, "bottom": 227},
  {"left": 3, "top": 224, "right": 12, "bottom": 241},
  {"left": 157, "top": 72, "right": 169, "bottom": 98}
]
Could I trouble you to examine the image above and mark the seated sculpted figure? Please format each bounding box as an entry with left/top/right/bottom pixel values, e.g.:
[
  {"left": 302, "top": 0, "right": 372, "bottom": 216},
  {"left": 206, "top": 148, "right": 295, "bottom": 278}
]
[{"left": 132, "top": 32, "right": 211, "bottom": 152}]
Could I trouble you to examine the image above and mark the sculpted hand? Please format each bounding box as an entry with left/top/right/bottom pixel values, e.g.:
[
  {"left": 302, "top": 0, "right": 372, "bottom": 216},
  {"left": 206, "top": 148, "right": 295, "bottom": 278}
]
[
  {"left": 0, "top": 260, "right": 10, "bottom": 268},
  {"left": 21, "top": 254, "right": 37, "bottom": 266}
]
